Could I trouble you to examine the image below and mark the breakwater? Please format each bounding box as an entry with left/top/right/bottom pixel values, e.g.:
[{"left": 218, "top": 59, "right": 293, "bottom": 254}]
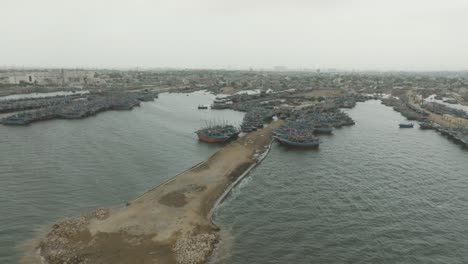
[
  {"left": 1, "top": 91, "right": 244, "bottom": 264},
  {"left": 27, "top": 121, "right": 282, "bottom": 264}
]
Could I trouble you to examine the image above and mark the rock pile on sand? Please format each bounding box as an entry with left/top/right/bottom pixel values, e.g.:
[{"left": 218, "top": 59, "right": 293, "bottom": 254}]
[
  {"left": 39, "top": 217, "right": 88, "bottom": 264},
  {"left": 93, "top": 208, "right": 110, "bottom": 220},
  {"left": 38, "top": 208, "right": 110, "bottom": 264},
  {"left": 173, "top": 233, "right": 218, "bottom": 264}
]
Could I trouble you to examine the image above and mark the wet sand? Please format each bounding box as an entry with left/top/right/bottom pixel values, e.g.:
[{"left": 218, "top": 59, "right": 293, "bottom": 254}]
[{"left": 23, "top": 121, "right": 282, "bottom": 264}]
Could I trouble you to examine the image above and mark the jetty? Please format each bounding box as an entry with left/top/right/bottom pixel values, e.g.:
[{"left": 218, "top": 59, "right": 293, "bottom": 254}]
[{"left": 27, "top": 121, "right": 283, "bottom": 264}]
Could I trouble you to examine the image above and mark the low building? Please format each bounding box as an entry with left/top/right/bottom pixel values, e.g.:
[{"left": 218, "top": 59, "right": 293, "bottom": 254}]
[
  {"left": 8, "top": 75, "right": 33, "bottom": 84},
  {"left": 4, "top": 70, "right": 99, "bottom": 86}
]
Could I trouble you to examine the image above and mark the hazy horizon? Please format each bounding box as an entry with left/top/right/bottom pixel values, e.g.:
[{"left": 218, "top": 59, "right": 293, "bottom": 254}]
[{"left": 2, "top": 0, "right": 468, "bottom": 71}]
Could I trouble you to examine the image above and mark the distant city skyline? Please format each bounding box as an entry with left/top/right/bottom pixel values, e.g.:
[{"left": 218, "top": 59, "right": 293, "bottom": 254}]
[{"left": 2, "top": 0, "right": 468, "bottom": 71}]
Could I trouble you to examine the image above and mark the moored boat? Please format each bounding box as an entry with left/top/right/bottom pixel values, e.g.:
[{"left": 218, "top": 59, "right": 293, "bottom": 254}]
[
  {"left": 399, "top": 123, "right": 414, "bottom": 128},
  {"left": 241, "top": 124, "right": 257, "bottom": 132},
  {"left": 196, "top": 133, "right": 233, "bottom": 143},
  {"left": 195, "top": 124, "right": 240, "bottom": 143},
  {"left": 1, "top": 113, "right": 31, "bottom": 125},
  {"left": 313, "top": 126, "right": 333, "bottom": 134},
  {"left": 418, "top": 121, "right": 439, "bottom": 130},
  {"left": 2, "top": 117, "right": 29, "bottom": 125},
  {"left": 274, "top": 135, "right": 320, "bottom": 149}
]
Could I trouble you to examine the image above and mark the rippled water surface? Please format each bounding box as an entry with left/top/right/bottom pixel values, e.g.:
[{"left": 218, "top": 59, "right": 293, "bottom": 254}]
[
  {"left": 0, "top": 91, "right": 243, "bottom": 263},
  {"left": 1, "top": 96, "right": 467, "bottom": 263},
  {"left": 214, "top": 100, "right": 468, "bottom": 264}
]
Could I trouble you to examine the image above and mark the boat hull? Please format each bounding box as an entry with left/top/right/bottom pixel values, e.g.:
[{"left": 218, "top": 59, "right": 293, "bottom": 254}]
[
  {"left": 196, "top": 132, "right": 239, "bottom": 143},
  {"left": 314, "top": 128, "right": 333, "bottom": 134},
  {"left": 197, "top": 134, "right": 229, "bottom": 143},
  {"left": 399, "top": 124, "right": 414, "bottom": 128},
  {"left": 274, "top": 137, "right": 320, "bottom": 149}
]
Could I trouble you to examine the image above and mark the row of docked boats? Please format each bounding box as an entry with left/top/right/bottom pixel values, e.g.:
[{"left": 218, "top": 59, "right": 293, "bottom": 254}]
[
  {"left": 398, "top": 120, "right": 467, "bottom": 147},
  {"left": 240, "top": 108, "right": 272, "bottom": 132},
  {"left": 269, "top": 108, "right": 356, "bottom": 149},
  {"left": 1, "top": 91, "right": 159, "bottom": 126},
  {"left": 273, "top": 131, "right": 321, "bottom": 149},
  {"left": 272, "top": 122, "right": 326, "bottom": 149}
]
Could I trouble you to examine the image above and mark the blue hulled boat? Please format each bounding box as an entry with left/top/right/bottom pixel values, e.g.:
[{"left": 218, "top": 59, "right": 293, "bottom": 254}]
[
  {"left": 274, "top": 136, "right": 320, "bottom": 149},
  {"left": 399, "top": 123, "right": 414, "bottom": 128}
]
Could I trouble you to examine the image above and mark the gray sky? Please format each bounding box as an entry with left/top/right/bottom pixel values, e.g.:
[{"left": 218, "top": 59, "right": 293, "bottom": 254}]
[{"left": 2, "top": 0, "right": 468, "bottom": 70}]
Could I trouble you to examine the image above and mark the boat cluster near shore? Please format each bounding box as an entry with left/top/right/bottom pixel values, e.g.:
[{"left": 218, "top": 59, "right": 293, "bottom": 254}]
[
  {"left": 0, "top": 90, "right": 158, "bottom": 125},
  {"left": 195, "top": 124, "right": 240, "bottom": 143},
  {"left": 382, "top": 95, "right": 468, "bottom": 148},
  {"left": 5, "top": 87, "right": 467, "bottom": 264},
  {"left": 197, "top": 92, "right": 358, "bottom": 149}
]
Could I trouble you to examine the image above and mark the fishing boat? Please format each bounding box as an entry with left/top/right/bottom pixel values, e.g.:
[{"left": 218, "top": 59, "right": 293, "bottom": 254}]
[
  {"left": 313, "top": 125, "right": 333, "bottom": 134},
  {"left": 1, "top": 113, "right": 31, "bottom": 125},
  {"left": 418, "top": 121, "right": 438, "bottom": 129},
  {"left": 240, "top": 124, "right": 257, "bottom": 132},
  {"left": 274, "top": 135, "right": 320, "bottom": 149},
  {"left": 399, "top": 123, "right": 414, "bottom": 128},
  {"left": 240, "top": 108, "right": 271, "bottom": 133},
  {"left": 2, "top": 117, "right": 29, "bottom": 125},
  {"left": 196, "top": 132, "right": 233, "bottom": 143},
  {"left": 195, "top": 124, "right": 240, "bottom": 143},
  {"left": 198, "top": 105, "right": 209, "bottom": 109}
]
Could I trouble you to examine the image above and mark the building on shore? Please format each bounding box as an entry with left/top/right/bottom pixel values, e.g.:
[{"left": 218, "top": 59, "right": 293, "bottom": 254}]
[{"left": 3, "top": 70, "right": 99, "bottom": 86}]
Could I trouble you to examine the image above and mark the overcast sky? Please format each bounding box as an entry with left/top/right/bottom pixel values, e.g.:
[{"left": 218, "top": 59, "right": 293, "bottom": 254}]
[{"left": 2, "top": 0, "right": 467, "bottom": 70}]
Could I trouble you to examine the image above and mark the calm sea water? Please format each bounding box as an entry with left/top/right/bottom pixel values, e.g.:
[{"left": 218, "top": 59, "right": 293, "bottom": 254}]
[
  {"left": 213, "top": 100, "right": 468, "bottom": 264},
  {"left": 1, "top": 95, "right": 467, "bottom": 263},
  {"left": 0, "top": 91, "right": 243, "bottom": 263}
]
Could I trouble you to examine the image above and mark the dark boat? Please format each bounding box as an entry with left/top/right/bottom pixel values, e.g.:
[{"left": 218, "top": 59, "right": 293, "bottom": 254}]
[
  {"left": 198, "top": 105, "right": 209, "bottom": 109},
  {"left": 2, "top": 117, "right": 29, "bottom": 125},
  {"left": 196, "top": 132, "right": 234, "bottom": 143},
  {"left": 240, "top": 108, "right": 270, "bottom": 133},
  {"left": 418, "top": 121, "right": 437, "bottom": 129},
  {"left": 241, "top": 124, "right": 257, "bottom": 132},
  {"left": 313, "top": 125, "right": 333, "bottom": 134},
  {"left": 2, "top": 113, "right": 31, "bottom": 125},
  {"left": 399, "top": 123, "right": 414, "bottom": 128},
  {"left": 274, "top": 135, "right": 320, "bottom": 149},
  {"left": 195, "top": 124, "right": 239, "bottom": 143}
]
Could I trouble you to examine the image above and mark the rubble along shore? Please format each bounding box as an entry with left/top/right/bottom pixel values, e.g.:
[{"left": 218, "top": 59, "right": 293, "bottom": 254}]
[{"left": 22, "top": 121, "right": 283, "bottom": 264}]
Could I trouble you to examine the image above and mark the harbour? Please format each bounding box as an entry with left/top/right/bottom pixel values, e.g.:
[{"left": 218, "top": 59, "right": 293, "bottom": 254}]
[
  {"left": 1, "top": 92, "right": 467, "bottom": 263},
  {"left": 2, "top": 1, "right": 468, "bottom": 263},
  {"left": 213, "top": 100, "right": 468, "bottom": 264}
]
